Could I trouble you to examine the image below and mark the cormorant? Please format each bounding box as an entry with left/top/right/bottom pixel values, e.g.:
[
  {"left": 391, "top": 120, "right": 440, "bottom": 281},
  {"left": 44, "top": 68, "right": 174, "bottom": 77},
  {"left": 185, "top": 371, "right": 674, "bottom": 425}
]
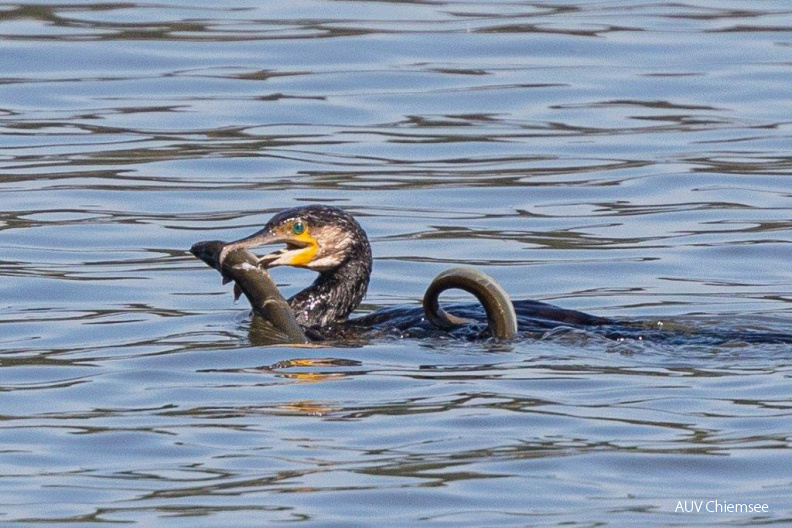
[
  {"left": 212, "top": 205, "right": 605, "bottom": 340},
  {"left": 192, "top": 205, "right": 792, "bottom": 345}
]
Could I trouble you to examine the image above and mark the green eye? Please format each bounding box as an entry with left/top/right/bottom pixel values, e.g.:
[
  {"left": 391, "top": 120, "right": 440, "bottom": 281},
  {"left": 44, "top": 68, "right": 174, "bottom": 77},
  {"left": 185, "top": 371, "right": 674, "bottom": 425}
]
[{"left": 292, "top": 221, "right": 305, "bottom": 235}]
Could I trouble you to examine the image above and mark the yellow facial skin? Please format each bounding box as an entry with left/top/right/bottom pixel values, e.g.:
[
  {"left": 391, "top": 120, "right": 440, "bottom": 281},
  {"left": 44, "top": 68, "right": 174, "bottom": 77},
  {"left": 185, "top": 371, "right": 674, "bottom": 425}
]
[{"left": 281, "top": 221, "right": 318, "bottom": 267}]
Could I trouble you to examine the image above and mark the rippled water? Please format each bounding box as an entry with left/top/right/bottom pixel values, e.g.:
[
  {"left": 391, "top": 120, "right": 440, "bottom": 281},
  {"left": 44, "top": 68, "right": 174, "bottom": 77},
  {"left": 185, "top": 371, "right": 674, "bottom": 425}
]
[{"left": 2, "top": 0, "right": 792, "bottom": 524}]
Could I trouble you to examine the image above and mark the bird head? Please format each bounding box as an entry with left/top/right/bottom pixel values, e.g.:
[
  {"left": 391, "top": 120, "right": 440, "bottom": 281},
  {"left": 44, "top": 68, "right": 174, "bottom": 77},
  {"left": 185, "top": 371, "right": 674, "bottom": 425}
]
[{"left": 219, "top": 205, "right": 369, "bottom": 272}]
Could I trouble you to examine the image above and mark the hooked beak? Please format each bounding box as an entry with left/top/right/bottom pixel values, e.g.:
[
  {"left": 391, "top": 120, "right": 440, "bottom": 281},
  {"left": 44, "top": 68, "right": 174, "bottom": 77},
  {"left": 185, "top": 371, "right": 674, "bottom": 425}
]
[{"left": 218, "top": 228, "right": 311, "bottom": 272}]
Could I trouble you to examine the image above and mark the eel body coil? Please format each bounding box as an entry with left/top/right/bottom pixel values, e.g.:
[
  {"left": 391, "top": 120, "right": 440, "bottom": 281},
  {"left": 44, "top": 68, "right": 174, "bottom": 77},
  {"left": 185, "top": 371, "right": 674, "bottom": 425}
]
[{"left": 423, "top": 267, "right": 518, "bottom": 339}]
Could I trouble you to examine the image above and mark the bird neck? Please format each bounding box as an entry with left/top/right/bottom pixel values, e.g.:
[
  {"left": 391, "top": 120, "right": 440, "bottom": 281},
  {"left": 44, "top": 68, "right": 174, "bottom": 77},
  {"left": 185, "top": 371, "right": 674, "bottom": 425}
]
[{"left": 288, "top": 247, "right": 372, "bottom": 328}]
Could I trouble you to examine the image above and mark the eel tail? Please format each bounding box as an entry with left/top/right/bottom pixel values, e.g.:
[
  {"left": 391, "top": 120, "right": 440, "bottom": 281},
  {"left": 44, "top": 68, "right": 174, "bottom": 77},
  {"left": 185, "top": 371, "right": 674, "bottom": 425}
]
[{"left": 422, "top": 267, "right": 518, "bottom": 339}]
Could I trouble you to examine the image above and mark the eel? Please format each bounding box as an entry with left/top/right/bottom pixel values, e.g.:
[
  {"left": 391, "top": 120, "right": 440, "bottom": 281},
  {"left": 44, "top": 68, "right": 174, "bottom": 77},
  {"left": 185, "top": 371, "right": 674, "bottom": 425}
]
[
  {"left": 190, "top": 240, "right": 308, "bottom": 345},
  {"left": 423, "top": 267, "right": 519, "bottom": 339}
]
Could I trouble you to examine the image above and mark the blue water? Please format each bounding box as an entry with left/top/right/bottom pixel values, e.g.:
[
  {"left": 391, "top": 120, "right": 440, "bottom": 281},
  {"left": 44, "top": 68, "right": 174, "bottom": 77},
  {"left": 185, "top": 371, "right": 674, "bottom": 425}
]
[{"left": 1, "top": 1, "right": 791, "bottom": 524}]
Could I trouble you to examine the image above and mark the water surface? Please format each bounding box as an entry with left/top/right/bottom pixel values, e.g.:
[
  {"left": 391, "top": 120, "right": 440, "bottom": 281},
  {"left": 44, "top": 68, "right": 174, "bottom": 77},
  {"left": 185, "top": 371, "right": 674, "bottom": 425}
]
[{"left": 1, "top": 0, "right": 792, "bottom": 525}]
